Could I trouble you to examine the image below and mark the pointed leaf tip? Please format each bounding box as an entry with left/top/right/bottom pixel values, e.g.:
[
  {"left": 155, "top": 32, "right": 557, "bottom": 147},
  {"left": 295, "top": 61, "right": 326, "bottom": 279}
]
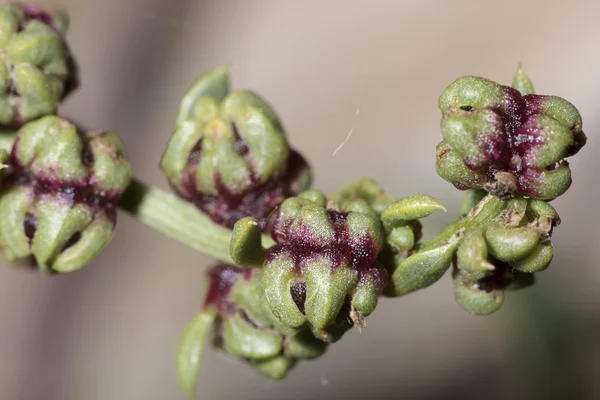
[
  {"left": 512, "top": 64, "right": 535, "bottom": 96},
  {"left": 381, "top": 194, "right": 445, "bottom": 231}
]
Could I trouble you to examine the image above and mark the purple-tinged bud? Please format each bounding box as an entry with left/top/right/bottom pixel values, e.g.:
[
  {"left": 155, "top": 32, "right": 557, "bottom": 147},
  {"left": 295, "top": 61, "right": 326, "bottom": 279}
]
[
  {"left": 161, "top": 67, "right": 311, "bottom": 229},
  {"left": 437, "top": 75, "right": 586, "bottom": 200},
  {"left": 176, "top": 263, "right": 327, "bottom": 399},
  {"left": 260, "top": 191, "right": 387, "bottom": 338},
  {"left": 0, "top": 116, "right": 130, "bottom": 273}
]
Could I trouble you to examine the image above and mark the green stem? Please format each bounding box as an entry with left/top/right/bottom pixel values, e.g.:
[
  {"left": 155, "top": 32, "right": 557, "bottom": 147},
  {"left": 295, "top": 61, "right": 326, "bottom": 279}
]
[{"left": 118, "top": 178, "right": 274, "bottom": 264}]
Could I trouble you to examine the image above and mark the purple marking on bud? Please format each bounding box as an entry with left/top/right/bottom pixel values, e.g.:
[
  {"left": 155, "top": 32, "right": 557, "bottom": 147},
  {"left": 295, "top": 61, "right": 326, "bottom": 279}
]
[
  {"left": 267, "top": 209, "right": 381, "bottom": 274},
  {"left": 8, "top": 136, "right": 123, "bottom": 227},
  {"left": 357, "top": 262, "right": 389, "bottom": 293},
  {"left": 452, "top": 87, "right": 581, "bottom": 197},
  {"left": 179, "top": 150, "right": 309, "bottom": 230},
  {"left": 203, "top": 264, "right": 252, "bottom": 315},
  {"left": 13, "top": 2, "right": 60, "bottom": 34}
]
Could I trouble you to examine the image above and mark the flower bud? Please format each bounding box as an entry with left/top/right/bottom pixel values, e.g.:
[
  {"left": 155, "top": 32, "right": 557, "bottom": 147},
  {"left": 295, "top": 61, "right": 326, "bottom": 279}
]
[
  {"left": 0, "top": 3, "right": 78, "bottom": 126},
  {"left": 177, "top": 264, "right": 327, "bottom": 399},
  {"left": 0, "top": 116, "right": 131, "bottom": 273},
  {"left": 161, "top": 66, "right": 311, "bottom": 229},
  {"left": 452, "top": 198, "right": 557, "bottom": 314},
  {"left": 259, "top": 192, "right": 387, "bottom": 337},
  {"left": 437, "top": 75, "right": 586, "bottom": 200}
]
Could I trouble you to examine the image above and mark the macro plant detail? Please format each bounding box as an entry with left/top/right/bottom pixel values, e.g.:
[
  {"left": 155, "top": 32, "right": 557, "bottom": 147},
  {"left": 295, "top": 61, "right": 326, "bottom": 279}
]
[
  {"left": 161, "top": 66, "right": 311, "bottom": 229},
  {"left": 0, "top": 4, "right": 589, "bottom": 400},
  {"left": 0, "top": 3, "right": 77, "bottom": 126},
  {"left": 0, "top": 116, "right": 131, "bottom": 273}
]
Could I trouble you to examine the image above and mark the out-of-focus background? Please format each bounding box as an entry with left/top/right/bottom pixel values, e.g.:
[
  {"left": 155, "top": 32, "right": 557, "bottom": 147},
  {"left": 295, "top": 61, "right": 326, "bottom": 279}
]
[{"left": 1, "top": 0, "right": 599, "bottom": 399}]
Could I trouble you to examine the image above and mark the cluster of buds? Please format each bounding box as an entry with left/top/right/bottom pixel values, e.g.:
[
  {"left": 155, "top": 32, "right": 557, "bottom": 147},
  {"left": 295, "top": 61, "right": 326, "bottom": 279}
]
[
  {"left": 177, "top": 264, "right": 327, "bottom": 400},
  {"left": 161, "top": 66, "right": 311, "bottom": 229},
  {"left": 452, "top": 196, "right": 558, "bottom": 314},
  {"left": 436, "top": 71, "right": 586, "bottom": 200},
  {"left": 0, "top": 3, "right": 78, "bottom": 126},
  {"left": 0, "top": 116, "right": 131, "bottom": 273}
]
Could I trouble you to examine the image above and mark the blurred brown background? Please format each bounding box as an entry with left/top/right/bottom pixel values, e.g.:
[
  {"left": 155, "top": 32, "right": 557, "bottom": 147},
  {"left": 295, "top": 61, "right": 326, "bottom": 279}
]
[{"left": 1, "top": 0, "right": 599, "bottom": 399}]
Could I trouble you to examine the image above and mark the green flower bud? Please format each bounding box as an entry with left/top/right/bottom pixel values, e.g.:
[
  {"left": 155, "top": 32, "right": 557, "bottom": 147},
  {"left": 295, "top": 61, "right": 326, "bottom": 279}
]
[
  {"left": 453, "top": 267, "right": 504, "bottom": 316},
  {"left": 0, "top": 3, "right": 78, "bottom": 126},
  {"left": 176, "top": 264, "right": 328, "bottom": 399},
  {"left": 161, "top": 66, "right": 310, "bottom": 229},
  {"left": 260, "top": 191, "right": 387, "bottom": 336},
  {"left": 332, "top": 177, "right": 395, "bottom": 215},
  {"left": 437, "top": 73, "right": 586, "bottom": 200},
  {"left": 452, "top": 197, "right": 559, "bottom": 314},
  {"left": 0, "top": 116, "right": 131, "bottom": 273}
]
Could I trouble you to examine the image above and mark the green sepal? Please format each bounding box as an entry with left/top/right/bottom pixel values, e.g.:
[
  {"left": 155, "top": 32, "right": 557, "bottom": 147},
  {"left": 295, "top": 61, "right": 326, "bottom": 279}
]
[
  {"left": 51, "top": 214, "right": 115, "bottom": 273},
  {"left": 13, "top": 64, "right": 63, "bottom": 121},
  {"left": 485, "top": 224, "right": 540, "bottom": 262},
  {"left": 525, "top": 164, "right": 572, "bottom": 201},
  {"left": 351, "top": 276, "right": 380, "bottom": 318},
  {"left": 222, "top": 311, "right": 282, "bottom": 360},
  {"left": 453, "top": 273, "right": 504, "bottom": 315},
  {"left": 261, "top": 251, "right": 306, "bottom": 328},
  {"left": 456, "top": 227, "right": 494, "bottom": 275},
  {"left": 435, "top": 142, "right": 487, "bottom": 189},
  {"left": 303, "top": 259, "right": 358, "bottom": 330},
  {"left": 89, "top": 131, "right": 131, "bottom": 192},
  {"left": 251, "top": 356, "right": 294, "bottom": 380},
  {"left": 7, "top": 21, "right": 63, "bottom": 67},
  {"left": 509, "top": 242, "right": 553, "bottom": 273},
  {"left": 438, "top": 76, "right": 506, "bottom": 113},
  {"left": 176, "top": 65, "right": 229, "bottom": 127},
  {"left": 0, "top": 185, "right": 33, "bottom": 261},
  {"left": 30, "top": 198, "right": 93, "bottom": 273},
  {"left": 284, "top": 329, "right": 328, "bottom": 360},
  {"left": 230, "top": 217, "right": 267, "bottom": 267}
]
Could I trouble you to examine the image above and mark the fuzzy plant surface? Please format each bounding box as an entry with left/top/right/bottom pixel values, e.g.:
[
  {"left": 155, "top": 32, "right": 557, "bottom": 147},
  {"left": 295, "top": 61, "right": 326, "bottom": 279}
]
[{"left": 0, "top": 4, "right": 589, "bottom": 400}]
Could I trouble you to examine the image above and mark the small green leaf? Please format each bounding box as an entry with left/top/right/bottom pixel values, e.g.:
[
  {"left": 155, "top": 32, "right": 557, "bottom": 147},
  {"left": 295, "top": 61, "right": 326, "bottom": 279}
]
[
  {"left": 512, "top": 64, "right": 535, "bottom": 96},
  {"left": 381, "top": 194, "right": 445, "bottom": 232},
  {"left": 230, "top": 217, "right": 267, "bottom": 267},
  {"left": 176, "top": 311, "right": 216, "bottom": 400},
  {"left": 388, "top": 238, "right": 460, "bottom": 297}
]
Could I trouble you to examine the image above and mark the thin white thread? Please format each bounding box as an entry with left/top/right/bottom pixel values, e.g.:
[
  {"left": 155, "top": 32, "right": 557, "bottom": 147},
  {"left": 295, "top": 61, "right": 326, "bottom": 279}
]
[{"left": 332, "top": 104, "right": 360, "bottom": 156}]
